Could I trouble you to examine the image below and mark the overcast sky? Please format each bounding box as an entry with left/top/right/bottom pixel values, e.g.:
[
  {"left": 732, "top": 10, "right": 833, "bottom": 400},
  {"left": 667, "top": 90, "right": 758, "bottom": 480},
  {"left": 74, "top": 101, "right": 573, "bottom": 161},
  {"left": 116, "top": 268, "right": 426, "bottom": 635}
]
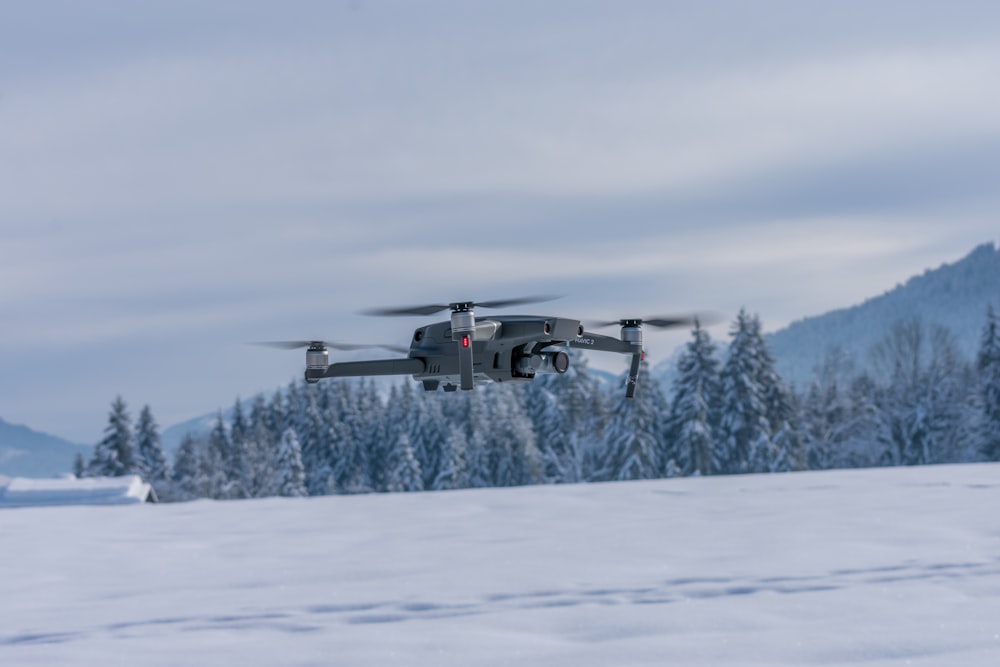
[{"left": 2, "top": 1, "right": 999, "bottom": 443}]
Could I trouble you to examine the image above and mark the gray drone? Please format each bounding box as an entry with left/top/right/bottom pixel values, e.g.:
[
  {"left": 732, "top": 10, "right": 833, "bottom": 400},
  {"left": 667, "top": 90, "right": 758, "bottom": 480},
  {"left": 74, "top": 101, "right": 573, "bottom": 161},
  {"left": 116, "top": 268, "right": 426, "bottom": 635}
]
[{"left": 260, "top": 297, "right": 700, "bottom": 397}]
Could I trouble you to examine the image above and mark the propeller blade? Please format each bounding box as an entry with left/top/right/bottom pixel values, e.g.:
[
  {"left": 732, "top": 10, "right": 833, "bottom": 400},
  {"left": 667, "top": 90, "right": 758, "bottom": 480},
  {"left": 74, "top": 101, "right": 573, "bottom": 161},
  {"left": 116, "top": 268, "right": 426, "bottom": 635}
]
[
  {"left": 474, "top": 295, "right": 561, "bottom": 310},
  {"left": 362, "top": 304, "right": 451, "bottom": 317},
  {"left": 362, "top": 295, "right": 561, "bottom": 317},
  {"left": 251, "top": 341, "right": 408, "bottom": 354},
  {"left": 589, "top": 313, "right": 715, "bottom": 330},
  {"left": 252, "top": 340, "right": 318, "bottom": 350},
  {"left": 642, "top": 316, "right": 699, "bottom": 329}
]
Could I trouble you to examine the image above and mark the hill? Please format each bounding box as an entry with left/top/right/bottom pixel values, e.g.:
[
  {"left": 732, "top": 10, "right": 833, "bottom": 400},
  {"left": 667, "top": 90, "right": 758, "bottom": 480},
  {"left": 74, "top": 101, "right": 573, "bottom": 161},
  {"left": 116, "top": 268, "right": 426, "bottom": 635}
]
[
  {"left": 767, "top": 242, "right": 1000, "bottom": 387},
  {"left": 1, "top": 463, "right": 998, "bottom": 666},
  {"left": 0, "top": 417, "right": 86, "bottom": 477}
]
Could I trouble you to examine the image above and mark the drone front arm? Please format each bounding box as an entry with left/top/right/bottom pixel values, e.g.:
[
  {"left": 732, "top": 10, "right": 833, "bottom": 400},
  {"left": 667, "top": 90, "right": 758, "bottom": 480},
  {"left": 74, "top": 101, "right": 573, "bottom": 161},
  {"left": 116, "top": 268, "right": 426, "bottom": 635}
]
[
  {"left": 564, "top": 332, "right": 634, "bottom": 355},
  {"left": 560, "top": 332, "right": 644, "bottom": 398}
]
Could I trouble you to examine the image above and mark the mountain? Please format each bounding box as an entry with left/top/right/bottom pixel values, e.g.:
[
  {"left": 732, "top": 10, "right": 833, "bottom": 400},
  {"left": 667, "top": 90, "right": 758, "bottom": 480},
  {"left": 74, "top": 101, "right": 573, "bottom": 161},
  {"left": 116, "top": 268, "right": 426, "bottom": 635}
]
[
  {"left": 0, "top": 417, "right": 87, "bottom": 477},
  {"left": 767, "top": 242, "right": 1000, "bottom": 388},
  {"left": 161, "top": 411, "right": 226, "bottom": 455}
]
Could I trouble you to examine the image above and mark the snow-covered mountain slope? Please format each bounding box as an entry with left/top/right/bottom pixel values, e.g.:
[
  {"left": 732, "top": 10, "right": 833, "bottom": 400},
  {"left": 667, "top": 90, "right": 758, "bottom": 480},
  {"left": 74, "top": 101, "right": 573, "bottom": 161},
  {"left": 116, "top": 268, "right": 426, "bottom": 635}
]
[
  {"left": 2, "top": 463, "right": 998, "bottom": 666},
  {"left": 0, "top": 417, "right": 86, "bottom": 477},
  {"left": 768, "top": 242, "right": 1000, "bottom": 388}
]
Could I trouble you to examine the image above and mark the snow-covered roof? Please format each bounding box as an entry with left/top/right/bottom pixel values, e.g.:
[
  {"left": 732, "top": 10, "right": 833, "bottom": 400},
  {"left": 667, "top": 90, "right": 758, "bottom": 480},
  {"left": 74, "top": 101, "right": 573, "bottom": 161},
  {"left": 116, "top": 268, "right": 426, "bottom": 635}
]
[{"left": 0, "top": 475, "right": 156, "bottom": 508}]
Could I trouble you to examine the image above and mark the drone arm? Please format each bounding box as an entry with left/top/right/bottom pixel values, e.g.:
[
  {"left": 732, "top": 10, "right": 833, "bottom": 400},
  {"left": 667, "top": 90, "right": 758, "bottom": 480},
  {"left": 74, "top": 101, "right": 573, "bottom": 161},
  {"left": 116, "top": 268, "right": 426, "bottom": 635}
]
[
  {"left": 564, "top": 332, "right": 633, "bottom": 355},
  {"left": 313, "top": 358, "right": 425, "bottom": 379},
  {"left": 625, "top": 351, "right": 642, "bottom": 398},
  {"left": 561, "top": 333, "right": 644, "bottom": 398}
]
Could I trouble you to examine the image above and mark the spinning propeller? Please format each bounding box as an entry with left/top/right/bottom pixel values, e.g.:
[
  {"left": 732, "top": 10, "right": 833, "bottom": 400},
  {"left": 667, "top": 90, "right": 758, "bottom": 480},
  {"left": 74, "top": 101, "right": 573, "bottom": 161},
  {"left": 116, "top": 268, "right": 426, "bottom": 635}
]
[
  {"left": 252, "top": 341, "right": 408, "bottom": 353},
  {"left": 588, "top": 314, "right": 711, "bottom": 330},
  {"left": 362, "top": 295, "right": 560, "bottom": 318}
]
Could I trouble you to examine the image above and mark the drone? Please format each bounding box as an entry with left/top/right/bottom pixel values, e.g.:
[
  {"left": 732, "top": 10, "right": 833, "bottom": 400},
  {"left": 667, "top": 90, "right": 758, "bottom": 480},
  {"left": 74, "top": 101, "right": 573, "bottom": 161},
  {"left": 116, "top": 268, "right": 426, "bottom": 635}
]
[{"left": 259, "top": 297, "right": 701, "bottom": 398}]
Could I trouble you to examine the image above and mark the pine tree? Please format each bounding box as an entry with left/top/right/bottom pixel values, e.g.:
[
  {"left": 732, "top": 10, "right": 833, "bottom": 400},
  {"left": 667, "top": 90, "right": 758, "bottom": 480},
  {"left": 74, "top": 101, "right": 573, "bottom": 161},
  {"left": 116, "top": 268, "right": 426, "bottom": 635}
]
[
  {"left": 386, "top": 432, "right": 423, "bottom": 493},
  {"left": 463, "top": 391, "right": 493, "bottom": 488},
  {"left": 433, "top": 425, "right": 468, "bottom": 490},
  {"left": 135, "top": 405, "right": 170, "bottom": 485},
  {"left": 871, "top": 318, "right": 971, "bottom": 466},
  {"left": 89, "top": 396, "right": 136, "bottom": 477},
  {"left": 547, "top": 349, "right": 606, "bottom": 480},
  {"left": 525, "top": 383, "right": 579, "bottom": 483},
  {"left": 274, "top": 427, "right": 307, "bottom": 497},
  {"left": 979, "top": 305, "right": 1000, "bottom": 460},
  {"left": 481, "top": 384, "right": 541, "bottom": 487},
  {"left": 668, "top": 321, "right": 721, "bottom": 476},
  {"left": 411, "top": 392, "right": 450, "bottom": 489},
  {"left": 800, "top": 348, "right": 855, "bottom": 470},
  {"left": 596, "top": 359, "right": 664, "bottom": 481},
  {"left": 226, "top": 397, "right": 252, "bottom": 499},
  {"left": 717, "top": 310, "right": 771, "bottom": 474},
  {"left": 246, "top": 394, "right": 277, "bottom": 497},
  {"left": 749, "top": 315, "right": 800, "bottom": 472},
  {"left": 73, "top": 452, "right": 86, "bottom": 478},
  {"left": 331, "top": 379, "right": 377, "bottom": 494},
  {"left": 205, "top": 413, "right": 231, "bottom": 498},
  {"left": 172, "top": 434, "right": 203, "bottom": 500}
]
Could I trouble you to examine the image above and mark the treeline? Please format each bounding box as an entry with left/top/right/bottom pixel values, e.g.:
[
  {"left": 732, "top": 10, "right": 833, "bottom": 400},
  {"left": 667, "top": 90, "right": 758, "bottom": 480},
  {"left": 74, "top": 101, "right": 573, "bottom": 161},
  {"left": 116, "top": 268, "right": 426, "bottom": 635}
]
[{"left": 81, "top": 306, "right": 1000, "bottom": 501}]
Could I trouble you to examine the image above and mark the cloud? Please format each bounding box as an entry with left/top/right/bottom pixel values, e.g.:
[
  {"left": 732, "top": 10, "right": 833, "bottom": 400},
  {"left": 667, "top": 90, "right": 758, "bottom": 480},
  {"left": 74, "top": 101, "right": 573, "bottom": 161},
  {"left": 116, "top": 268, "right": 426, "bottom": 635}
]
[{"left": 2, "top": 1, "right": 1000, "bottom": 440}]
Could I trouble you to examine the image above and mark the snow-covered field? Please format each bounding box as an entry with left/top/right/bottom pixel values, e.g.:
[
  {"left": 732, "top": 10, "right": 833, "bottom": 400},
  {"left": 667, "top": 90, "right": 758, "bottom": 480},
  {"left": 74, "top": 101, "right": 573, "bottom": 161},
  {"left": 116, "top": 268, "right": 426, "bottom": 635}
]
[{"left": 2, "top": 464, "right": 1000, "bottom": 666}]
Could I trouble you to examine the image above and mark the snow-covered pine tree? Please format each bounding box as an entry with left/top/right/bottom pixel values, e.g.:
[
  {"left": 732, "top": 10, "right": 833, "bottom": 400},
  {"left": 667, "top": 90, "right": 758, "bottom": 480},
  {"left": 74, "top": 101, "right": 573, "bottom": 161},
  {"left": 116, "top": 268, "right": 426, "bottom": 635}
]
[
  {"left": 135, "top": 404, "right": 170, "bottom": 486},
  {"left": 332, "top": 379, "right": 376, "bottom": 493},
  {"left": 386, "top": 432, "right": 423, "bottom": 493},
  {"left": 524, "top": 382, "right": 579, "bottom": 483},
  {"left": 748, "top": 314, "right": 799, "bottom": 472},
  {"left": 871, "top": 317, "right": 972, "bottom": 466},
  {"left": 432, "top": 424, "right": 469, "bottom": 490},
  {"left": 978, "top": 305, "right": 1000, "bottom": 460},
  {"left": 547, "top": 349, "right": 606, "bottom": 480},
  {"left": 411, "top": 391, "right": 450, "bottom": 490},
  {"left": 287, "top": 381, "right": 329, "bottom": 496},
  {"left": 838, "top": 373, "right": 891, "bottom": 468},
  {"left": 189, "top": 414, "right": 223, "bottom": 498},
  {"left": 274, "top": 427, "right": 307, "bottom": 497},
  {"left": 717, "top": 310, "right": 771, "bottom": 474},
  {"left": 482, "top": 384, "right": 542, "bottom": 487},
  {"left": 226, "top": 397, "right": 252, "bottom": 499},
  {"left": 205, "top": 412, "right": 232, "bottom": 498},
  {"left": 668, "top": 321, "right": 721, "bottom": 476},
  {"left": 247, "top": 394, "right": 277, "bottom": 497},
  {"left": 172, "top": 433, "right": 203, "bottom": 500},
  {"left": 596, "top": 359, "right": 664, "bottom": 481},
  {"left": 89, "top": 396, "right": 136, "bottom": 477},
  {"left": 375, "top": 383, "right": 412, "bottom": 491},
  {"left": 461, "top": 390, "right": 492, "bottom": 488}
]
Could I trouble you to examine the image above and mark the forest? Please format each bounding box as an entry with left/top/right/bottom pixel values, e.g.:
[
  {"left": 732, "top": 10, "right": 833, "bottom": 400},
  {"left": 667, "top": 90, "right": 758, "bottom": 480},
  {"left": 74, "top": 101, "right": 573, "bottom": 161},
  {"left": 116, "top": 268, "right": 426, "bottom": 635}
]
[{"left": 80, "top": 306, "right": 1000, "bottom": 502}]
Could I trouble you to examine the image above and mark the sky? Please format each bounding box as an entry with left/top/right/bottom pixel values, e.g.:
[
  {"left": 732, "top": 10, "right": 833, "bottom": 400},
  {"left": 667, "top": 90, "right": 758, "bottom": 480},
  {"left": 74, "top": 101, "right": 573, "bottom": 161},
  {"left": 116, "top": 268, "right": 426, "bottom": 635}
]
[{"left": 2, "top": 0, "right": 1000, "bottom": 443}]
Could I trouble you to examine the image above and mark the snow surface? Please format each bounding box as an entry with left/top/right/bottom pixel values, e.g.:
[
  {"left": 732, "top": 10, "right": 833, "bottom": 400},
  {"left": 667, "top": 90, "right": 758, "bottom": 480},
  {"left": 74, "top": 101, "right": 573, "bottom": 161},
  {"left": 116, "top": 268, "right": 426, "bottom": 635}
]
[
  {"left": 2, "top": 464, "right": 999, "bottom": 666},
  {"left": 0, "top": 475, "right": 154, "bottom": 508}
]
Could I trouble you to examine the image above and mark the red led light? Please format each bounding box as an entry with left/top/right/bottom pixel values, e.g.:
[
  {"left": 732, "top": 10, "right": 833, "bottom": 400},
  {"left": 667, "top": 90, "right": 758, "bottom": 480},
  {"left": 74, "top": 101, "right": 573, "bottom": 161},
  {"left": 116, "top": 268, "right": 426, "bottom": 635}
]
[{"left": 462, "top": 335, "right": 470, "bottom": 348}]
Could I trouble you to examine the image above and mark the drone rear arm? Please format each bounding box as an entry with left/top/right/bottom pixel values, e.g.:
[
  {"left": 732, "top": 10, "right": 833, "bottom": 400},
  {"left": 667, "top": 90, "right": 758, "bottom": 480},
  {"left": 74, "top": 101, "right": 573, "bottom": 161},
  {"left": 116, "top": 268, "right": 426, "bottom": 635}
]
[{"left": 308, "top": 357, "right": 425, "bottom": 382}]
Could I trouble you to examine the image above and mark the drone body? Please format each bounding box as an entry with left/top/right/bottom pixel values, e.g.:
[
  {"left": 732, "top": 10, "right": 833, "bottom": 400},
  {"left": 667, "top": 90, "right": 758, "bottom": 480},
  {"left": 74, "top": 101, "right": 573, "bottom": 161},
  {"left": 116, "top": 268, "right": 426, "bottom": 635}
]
[{"left": 265, "top": 298, "right": 700, "bottom": 399}]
